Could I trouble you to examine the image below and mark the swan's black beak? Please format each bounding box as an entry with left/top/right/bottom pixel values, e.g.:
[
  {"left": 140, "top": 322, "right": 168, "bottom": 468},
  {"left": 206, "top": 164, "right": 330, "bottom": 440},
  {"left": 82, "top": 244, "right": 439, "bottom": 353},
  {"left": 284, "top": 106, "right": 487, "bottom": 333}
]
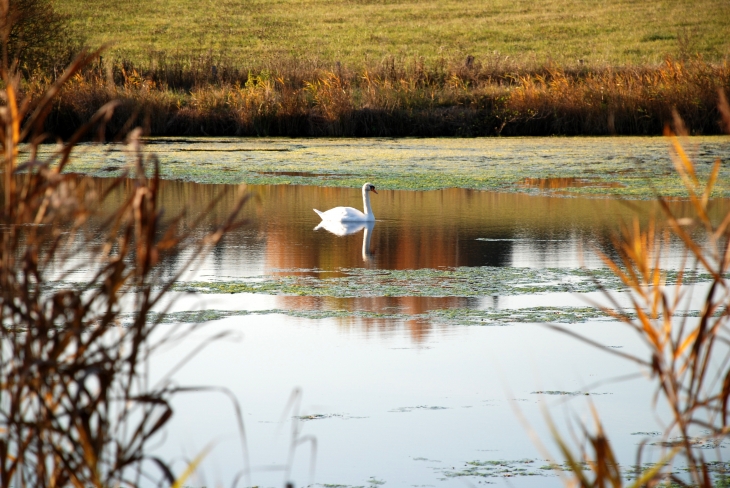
[{"left": 371, "top": 187, "right": 378, "bottom": 194}]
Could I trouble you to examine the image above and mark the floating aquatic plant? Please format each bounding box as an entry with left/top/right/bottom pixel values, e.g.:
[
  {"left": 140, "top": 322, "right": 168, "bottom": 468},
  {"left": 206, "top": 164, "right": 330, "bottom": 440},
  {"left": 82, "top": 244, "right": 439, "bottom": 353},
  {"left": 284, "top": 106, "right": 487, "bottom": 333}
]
[
  {"left": 173, "top": 266, "right": 710, "bottom": 298},
  {"left": 135, "top": 306, "right": 619, "bottom": 327},
  {"left": 35, "top": 136, "right": 730, "bottom": 198},
  {"left": 440, "top": 458, "right": 545, "bottom": 479}
]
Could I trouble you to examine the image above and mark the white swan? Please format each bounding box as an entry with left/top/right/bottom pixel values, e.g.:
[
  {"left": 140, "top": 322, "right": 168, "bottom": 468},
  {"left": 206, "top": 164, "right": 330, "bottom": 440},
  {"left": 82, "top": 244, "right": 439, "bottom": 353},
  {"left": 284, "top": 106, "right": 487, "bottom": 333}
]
[{"left": 313, "top": 182, "right": 377, "bottom": 222}]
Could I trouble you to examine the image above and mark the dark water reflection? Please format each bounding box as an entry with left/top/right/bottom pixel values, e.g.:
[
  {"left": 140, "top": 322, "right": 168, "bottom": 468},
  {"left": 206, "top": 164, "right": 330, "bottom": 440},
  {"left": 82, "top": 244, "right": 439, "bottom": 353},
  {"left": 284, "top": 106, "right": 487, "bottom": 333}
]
[
  {"left": 518, "top": 176, "right": 625, "bottom": 190},
  {"left": 248, "top": 186, "right": 726, "bottom": 271},
  {"left": 92, "top": 178, "right": 730, "bottom": 277},
  {"left": 275, "top": 295, "right": 477, "bottom": 341}
]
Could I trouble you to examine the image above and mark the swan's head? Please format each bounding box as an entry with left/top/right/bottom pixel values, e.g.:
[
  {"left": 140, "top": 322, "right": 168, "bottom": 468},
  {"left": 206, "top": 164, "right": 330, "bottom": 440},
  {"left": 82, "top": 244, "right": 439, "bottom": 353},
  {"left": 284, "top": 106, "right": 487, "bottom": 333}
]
[{"left": 362, "top": 182, "right": 378, "bottom": 194}]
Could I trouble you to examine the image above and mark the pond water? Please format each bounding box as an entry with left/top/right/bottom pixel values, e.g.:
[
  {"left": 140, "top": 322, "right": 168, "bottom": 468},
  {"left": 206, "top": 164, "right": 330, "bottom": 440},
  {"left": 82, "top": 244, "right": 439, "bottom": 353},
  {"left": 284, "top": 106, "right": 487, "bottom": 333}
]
[{"left": 78, "top": 177, "right": 727, "bottom": 488}]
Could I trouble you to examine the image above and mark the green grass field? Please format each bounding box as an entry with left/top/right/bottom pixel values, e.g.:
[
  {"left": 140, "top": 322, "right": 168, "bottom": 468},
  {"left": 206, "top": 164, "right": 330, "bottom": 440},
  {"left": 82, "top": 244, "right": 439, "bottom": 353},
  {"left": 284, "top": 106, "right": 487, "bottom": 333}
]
[{"left": 57, "top": 0, "right": 730, "bottom": 66}]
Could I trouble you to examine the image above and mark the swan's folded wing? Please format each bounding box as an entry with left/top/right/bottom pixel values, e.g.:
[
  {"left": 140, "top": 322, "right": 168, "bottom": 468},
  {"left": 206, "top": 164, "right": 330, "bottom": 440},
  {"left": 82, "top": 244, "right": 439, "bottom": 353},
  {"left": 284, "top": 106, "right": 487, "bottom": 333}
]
[{"left": 318, "top": 206, "right": 366, "bottom": 222}]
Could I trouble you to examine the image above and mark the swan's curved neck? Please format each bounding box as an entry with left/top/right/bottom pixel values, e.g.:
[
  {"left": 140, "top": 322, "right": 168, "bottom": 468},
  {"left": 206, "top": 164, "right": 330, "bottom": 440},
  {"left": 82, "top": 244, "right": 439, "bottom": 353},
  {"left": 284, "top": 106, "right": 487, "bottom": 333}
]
[{"left": 362, "top": 189, "right": 374, "bottom": 219}]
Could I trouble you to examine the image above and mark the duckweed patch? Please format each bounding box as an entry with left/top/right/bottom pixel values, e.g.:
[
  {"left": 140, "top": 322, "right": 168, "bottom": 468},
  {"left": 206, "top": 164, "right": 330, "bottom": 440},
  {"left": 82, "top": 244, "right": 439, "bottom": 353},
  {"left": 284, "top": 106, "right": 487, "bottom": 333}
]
[
  {"left": 294, "top": 413, "right": 365, "bottom": 421},
  {"left": 677, "top": 461, "right": 730, "bottom": 475},
  {"left": 44, "top": 275, "right": 714, "bottom": 326},
  {"left": 173, "top": 266, "right": 708, "bottom": 298},
  {"left": 440, "top": 459, "right": 545, "bottom": 479},
  {"left": 427, "top": 306, "right": 609, "bottom": 325},
  {"left": 314, "top": 482, "right": 384, "bottom": 488},
  {"left": 531, "top": 391, "right": 612, "bottom": 396},
  {"left": 297, "top": 414, "right": 340, "bottom": 421},
  {"left": 389, "top": 406, "right": 449, "bottom": 413},
  {"left": 540, "top": 461, "right": 679, "bottom": 480},
  {"left": 43, "top": 137, "right": 730, "bottom": 198},
  {"left": 650, "top": 436, "right": 729, "bottom": 449},
  {"left": 139, "top": 306, "right": 621, "bottom": 327}
]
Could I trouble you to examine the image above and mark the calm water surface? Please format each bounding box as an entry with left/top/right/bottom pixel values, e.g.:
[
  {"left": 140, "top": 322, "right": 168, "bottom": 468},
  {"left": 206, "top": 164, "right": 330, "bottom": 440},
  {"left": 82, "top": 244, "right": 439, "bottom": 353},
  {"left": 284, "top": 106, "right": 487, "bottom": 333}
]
[
  {"left": 127, "top": 179, "right": 725, "bottom": 274},
  {"left": 88, "top": 179, "right": 727, "bottom": 487}
]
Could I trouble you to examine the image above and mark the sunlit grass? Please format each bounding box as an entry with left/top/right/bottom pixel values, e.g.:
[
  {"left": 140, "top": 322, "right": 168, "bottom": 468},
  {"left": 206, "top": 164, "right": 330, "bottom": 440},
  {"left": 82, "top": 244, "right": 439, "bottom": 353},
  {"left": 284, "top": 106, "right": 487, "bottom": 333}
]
[{"left": 57, "top": 0, "right": 730, "bottom": 66}]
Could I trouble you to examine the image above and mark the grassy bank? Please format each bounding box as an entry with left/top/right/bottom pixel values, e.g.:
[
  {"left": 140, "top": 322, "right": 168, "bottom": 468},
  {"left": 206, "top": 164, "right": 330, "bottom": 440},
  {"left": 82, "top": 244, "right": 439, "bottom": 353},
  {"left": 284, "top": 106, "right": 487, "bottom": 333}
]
[
  {"left": 36, "top": 56, "right": 730, "bottom": 137},
  {"left": 35, "top": 0, "right": 730, "bottom": 137},
  {"left": 56, "top": 0, "right": 730, "bottom": 66}
]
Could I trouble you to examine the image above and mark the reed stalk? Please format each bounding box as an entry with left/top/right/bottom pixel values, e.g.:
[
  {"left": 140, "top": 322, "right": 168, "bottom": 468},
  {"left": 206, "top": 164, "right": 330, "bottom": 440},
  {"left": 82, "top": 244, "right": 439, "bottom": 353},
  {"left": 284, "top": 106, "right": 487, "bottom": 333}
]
[
  {"left": 544, "top": 94, "right": 730, "bottom": 487},
  {"left": 20, "top": 55, "right": 730, "bottom": 138},
  {"left": 0, "top": 3, "right": 249, "bottom": 485}
]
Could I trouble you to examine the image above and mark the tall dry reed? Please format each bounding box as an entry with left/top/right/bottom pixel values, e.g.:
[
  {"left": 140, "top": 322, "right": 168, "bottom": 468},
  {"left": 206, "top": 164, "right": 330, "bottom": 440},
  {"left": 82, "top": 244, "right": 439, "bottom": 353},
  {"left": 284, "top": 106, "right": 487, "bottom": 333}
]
[
  {"left": 22, "top": 54, "right": 730, "bottom": 138},
  {"left": 542, "top": 96, "right": 730, "bottom": 487},
  {"left": 0, "top": 8, "right": 249, "bottom": 487}
]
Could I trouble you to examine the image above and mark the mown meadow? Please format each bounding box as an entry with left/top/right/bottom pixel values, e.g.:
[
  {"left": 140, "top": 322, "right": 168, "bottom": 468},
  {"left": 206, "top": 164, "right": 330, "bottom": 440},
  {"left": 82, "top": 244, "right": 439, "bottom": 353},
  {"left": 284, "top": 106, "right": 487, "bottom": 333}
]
[
  {"left": 15, "top": 0, "right": 729, "bottom": 137},
  {"left": 56, "top": 0, "right": 730, "bottom": 66}
]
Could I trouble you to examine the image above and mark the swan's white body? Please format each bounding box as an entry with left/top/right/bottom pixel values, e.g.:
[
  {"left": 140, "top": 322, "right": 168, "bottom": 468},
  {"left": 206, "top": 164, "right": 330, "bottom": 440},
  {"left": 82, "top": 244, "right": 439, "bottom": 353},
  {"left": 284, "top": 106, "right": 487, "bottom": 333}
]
[{"left": 314, "top": 182, "right": 377, "bottom": 222}]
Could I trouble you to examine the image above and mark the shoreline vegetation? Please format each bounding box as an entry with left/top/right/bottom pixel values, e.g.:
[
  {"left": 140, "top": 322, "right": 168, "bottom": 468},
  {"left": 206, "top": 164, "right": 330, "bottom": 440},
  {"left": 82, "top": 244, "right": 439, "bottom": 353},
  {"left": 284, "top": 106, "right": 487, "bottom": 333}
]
[
  {"left": 12, "top": 0, "right": 730, "bottom": 139},
  {"left": 31, "top": 55, "right": 730, "bottom": 138}
]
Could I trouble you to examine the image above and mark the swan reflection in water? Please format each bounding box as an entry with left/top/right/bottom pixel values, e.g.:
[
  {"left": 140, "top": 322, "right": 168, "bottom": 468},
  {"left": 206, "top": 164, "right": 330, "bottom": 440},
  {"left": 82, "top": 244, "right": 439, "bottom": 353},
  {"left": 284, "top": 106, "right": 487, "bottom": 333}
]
[{"left": 314, "top": 220, "right": 375, "bottom": 263}]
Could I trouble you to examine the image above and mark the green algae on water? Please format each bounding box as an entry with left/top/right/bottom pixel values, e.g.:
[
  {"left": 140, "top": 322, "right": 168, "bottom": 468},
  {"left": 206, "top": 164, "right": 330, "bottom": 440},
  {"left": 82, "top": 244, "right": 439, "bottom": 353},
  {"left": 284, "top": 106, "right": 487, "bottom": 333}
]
[
  {"left": 440, "top": 459, "right": 546, "bottom": 479},
  {"left": 37, "top": 136, "right": 730, "bottom": 199},
  {"left": 135, "top": 306, "right": 629, "bottom": 327},
  {"left": 427, "top": 306, "right": 611, "bottom": 325},
  {"left": 531, "top": 391, "right": 611, "bottom": 396},
  {"left": 173, "top": 266, "right": 708, "bottom": 298}
]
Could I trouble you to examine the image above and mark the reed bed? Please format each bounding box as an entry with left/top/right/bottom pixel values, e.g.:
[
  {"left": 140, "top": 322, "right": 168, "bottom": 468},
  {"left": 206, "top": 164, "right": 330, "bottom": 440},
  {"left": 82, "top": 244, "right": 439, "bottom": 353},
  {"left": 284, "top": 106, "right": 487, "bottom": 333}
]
[
  {"left": 540, "top": 98, "right": 730, "bottom": 487},
  {"left": 25, "top": 55, "right": 730, "bottom": 138},
  {"left": 0, "top": 9, "right": 249, "bottom": 485}
]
